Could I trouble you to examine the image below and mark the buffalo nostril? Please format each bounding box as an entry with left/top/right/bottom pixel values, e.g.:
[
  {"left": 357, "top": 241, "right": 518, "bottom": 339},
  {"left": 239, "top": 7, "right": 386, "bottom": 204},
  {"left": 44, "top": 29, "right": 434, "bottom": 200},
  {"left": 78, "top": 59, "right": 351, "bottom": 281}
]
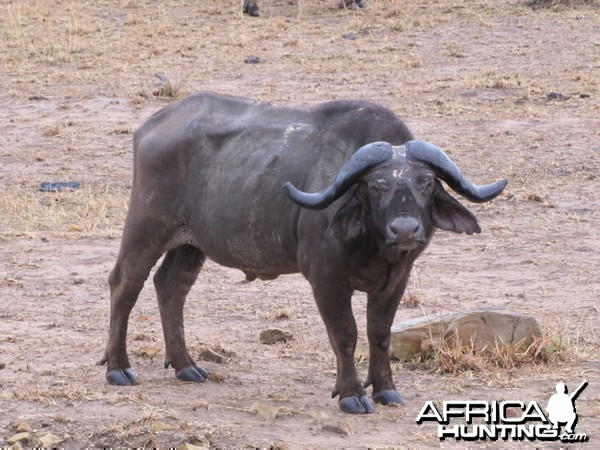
[
  {"left": 388, "top": 224, "right": 400, "bottom": 236},
  {"left": 388, "top": 217, "right": 420, "bottom": 242}
]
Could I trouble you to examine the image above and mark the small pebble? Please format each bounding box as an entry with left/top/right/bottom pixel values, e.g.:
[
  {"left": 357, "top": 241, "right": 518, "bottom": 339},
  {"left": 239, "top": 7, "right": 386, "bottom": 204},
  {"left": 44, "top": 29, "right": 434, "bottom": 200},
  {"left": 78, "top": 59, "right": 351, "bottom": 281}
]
[
  {"left": 547, "top": 92, "right": 570, "bottom": 101},
  {"left": 259, "top": 328, "right": 293, "bottom": 344},
  {"left": 244, "top": 56, "right": 264, "bottom": 64},
  {"left": 199, "top": 348, "right": 226, "bottom": 363}
]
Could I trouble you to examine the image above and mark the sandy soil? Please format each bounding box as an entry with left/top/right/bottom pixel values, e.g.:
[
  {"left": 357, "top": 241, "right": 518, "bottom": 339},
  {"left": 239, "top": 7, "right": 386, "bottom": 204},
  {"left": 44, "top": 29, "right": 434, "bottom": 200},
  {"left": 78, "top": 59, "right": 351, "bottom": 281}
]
[{"left": 1, "top": 0, "right": 599, "bottom": 448}]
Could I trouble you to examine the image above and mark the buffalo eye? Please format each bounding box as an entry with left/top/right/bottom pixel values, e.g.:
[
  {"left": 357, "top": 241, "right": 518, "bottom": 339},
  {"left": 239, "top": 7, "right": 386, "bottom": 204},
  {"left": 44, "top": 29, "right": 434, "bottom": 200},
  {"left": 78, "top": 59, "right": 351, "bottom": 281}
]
[
  {"left": 416, "top": 174, "right": 434, "bottom": 192},
  {"left": 368, "top": 180, "right": 389, "bottom": 193}
]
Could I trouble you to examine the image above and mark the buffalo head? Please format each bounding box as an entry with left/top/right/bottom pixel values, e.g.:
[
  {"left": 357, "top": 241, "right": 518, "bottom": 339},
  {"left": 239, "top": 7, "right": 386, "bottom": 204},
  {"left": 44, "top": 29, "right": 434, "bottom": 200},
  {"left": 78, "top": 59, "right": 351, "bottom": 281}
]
[{"left": 284, "top": 141, "right": 507, "bottom": 261}]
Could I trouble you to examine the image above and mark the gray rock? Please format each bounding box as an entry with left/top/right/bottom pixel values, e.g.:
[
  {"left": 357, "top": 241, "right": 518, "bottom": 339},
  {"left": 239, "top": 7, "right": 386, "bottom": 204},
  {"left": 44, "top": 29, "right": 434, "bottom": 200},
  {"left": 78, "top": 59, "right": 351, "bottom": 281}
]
[
  {"left": 250, "top": 402, "right": 279, "bottom": 420},
  {"left": 390, "top": 309, "right": 541, "bottom": 361},
  {"left": 244, "top": 55, "right": 264, "bottom": 64},
  {"left": 198, "top": 348, "right": 227, "bottom": 363},
  {"left": 259, "top": 327, "right": 293, "bottom": 345},
  {"left": 321, "top": 419, "right": 353, "bottom": 436}
]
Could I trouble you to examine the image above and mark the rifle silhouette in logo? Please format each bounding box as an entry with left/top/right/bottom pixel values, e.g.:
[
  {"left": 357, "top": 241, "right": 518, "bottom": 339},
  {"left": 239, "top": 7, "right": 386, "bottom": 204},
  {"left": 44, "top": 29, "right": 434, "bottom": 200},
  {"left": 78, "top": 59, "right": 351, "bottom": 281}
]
[{"left": 546, "top": 380, "right": 588, "bottom": 434}]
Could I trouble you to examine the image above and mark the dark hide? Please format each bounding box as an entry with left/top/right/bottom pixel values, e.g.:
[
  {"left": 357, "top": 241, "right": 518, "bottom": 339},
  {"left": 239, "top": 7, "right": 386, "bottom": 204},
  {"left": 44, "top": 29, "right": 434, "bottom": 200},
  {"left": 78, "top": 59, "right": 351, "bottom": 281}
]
[
  {"left": 243, "top": 0, "right": 260, "bottom": 17},
  {"left": 101, "top": 92, "right": 506, "bottom": 414}
]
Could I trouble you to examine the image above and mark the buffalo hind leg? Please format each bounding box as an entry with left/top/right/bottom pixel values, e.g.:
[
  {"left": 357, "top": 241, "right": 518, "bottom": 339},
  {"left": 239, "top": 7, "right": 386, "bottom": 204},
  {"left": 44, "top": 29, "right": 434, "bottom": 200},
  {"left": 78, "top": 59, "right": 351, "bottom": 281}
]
[
  {"left": 365, "top": 289, "right": 406, "bottom": 406},
  {"left": 102, "top": 243, "right": 164, "bottom": 386},
  {"left": 312, "top": 280, "right": 374, "bottom": 414},
  {"left": 154, "top": 245, "right": 208, "bottom": 382}
]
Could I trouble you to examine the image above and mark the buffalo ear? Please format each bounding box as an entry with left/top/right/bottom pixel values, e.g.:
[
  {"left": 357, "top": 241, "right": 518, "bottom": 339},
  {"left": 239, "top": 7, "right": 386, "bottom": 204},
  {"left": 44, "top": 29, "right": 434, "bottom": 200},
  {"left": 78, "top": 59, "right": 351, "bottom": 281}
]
[
  {"left": 326, "top": 191, "right": 367, "bottom": 241},
  {"left": 431, "top": 188, "right": 481, "bottom": 235}
]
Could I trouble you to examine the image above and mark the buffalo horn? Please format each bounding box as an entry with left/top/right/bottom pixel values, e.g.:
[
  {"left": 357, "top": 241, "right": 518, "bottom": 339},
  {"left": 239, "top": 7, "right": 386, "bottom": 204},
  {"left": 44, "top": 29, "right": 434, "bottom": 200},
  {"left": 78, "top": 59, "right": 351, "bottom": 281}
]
[
  {"left": 405, "top": 140, "right": 508, "bottom": 203},
  {"left": 283, "top": 141, "right": 394, "bottom": 210}
]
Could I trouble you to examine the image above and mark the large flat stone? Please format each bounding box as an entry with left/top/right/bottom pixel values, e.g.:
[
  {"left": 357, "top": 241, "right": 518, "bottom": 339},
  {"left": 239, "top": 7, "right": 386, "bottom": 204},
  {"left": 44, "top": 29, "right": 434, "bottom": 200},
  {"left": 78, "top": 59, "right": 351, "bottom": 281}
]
[{"left": 390, "top": 309, "right": 541, "bottom": 361}]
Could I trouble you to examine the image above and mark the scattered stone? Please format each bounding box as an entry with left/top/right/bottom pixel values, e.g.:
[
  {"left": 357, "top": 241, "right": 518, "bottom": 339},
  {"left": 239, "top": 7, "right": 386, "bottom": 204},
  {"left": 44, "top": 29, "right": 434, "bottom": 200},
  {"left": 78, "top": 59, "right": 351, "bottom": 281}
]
[
  {"left": 153, "top": 72, "right": 168, "bottom": 85},
  {"left": 134, "top": 345, "right": 161, "bottom": 358},
  {"left": 250, "top": 402, "right": 280, "bottom": 421},
  {"left": 390, "top": 309, "right": 542, "bottom": 361},
  {"left": 15, "top": 421, "right": 33, "bottom": 433},
  {"left": 547, "top": 92, "right": 570, "bottom": 101},
  {"left": 150, "top": 420, "right": 170, "bottom": 432},
  {"left": 7, "top": 432, "right": 31, "bottom": 444},
  {"left": 209, "top": 371, "right": 227, "bottom": 383},
  {"left": 308, "top": 410, "right": 330, "bottom": 420},
  {"left": 199, "top": 348, "right": 227, "bottom": 364},
  {"left": 259, "top": 327, "right": 293, "bottom": 344},
  {"left": 0, "top": 362, "right": 6, "bottom": 369},
  {"left": 39, "top": 181, "right": 80, "bottom": 192},
  {"left": 342, "top": 33, "right": 358, "bottom": 40},
  {"left": 180, "top": 444, "right": 209, "bottom": 450},
  {"left": 244, "top": 55, "right": 264, "bottom": 64},
  {"left": 321, "top": 419, "right": 352, "bottom": 436},
  {"left": 39, "top": 433, "right": 62, "bottom": 447}
]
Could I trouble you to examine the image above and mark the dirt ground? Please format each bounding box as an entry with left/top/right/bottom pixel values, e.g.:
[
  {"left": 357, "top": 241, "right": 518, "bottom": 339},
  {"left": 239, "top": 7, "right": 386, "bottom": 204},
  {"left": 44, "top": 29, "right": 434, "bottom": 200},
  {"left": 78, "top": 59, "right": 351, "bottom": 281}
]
[{"left": 1, "top": 0, "right": 599, "bottom": 448}]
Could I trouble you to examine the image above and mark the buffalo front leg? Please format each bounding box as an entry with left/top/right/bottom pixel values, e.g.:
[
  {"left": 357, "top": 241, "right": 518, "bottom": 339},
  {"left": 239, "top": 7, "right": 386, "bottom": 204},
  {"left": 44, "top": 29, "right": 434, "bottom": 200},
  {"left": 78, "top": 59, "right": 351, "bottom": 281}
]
[
  {"left": 365, "top": 283, "right": 408, "bottom": 406},
  {"left": 154, "top": 245, "right": 208, "bottom": 383},
  {"left": 312, "top": 281, "right": 374, "bottom": 414}
]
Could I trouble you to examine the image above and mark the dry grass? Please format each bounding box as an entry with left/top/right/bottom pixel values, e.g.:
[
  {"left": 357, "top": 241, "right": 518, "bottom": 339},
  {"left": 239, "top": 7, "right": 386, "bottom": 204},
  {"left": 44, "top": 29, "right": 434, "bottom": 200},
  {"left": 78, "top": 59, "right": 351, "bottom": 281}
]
[
  {"left": 527, "top": 0, "right": 599, "bottom": 8},
  {"left": 402, "top": 293, "right": 422, "bottom": 308},
  {"left": 266, "top": 306, "right": 293, "bottom": 321},
  {"left": 0, "top": 183, "right": 128, "bottom": 237},
  {"left": 421, "top": 322, "right": 578, "bottom": 376},
  {"left": 151, "top": 74, "right": 191, "bottom": 99},
  {"left": 87, "top": 412, "right": 215, "bottom": 449}
]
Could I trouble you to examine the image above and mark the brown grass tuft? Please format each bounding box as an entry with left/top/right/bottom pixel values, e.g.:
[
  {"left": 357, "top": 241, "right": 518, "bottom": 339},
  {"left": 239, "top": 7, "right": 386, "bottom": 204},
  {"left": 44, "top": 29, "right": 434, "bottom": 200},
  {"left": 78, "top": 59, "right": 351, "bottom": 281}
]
[
  {"left": 402, "top": 293, "right": 421, "bottom": 308},
  {"left": 422, "top": 325, "right": 577, "bottom": 376},
  {"left": 152, "top": 78, "right": 190, "bottom": 99},
  {"left": 266, "top": 307, "right": 292, "bottom": 321},
  {"left": 43, "top": 123, "right": 61, "bottom": 137}
]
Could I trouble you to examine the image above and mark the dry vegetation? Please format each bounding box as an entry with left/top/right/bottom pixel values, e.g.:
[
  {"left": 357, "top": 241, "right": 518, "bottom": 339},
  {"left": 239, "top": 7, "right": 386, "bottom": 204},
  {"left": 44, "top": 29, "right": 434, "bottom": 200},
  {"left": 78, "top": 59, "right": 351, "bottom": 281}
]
[
  {"left": 425, "top": 324, "right": 577, "bottom": 375},
  {"left": 1, "top": 0, "right": 599, "bottom": 448},
  {"left": 527, "top": 0, "right": 598, "bottom": 8}
]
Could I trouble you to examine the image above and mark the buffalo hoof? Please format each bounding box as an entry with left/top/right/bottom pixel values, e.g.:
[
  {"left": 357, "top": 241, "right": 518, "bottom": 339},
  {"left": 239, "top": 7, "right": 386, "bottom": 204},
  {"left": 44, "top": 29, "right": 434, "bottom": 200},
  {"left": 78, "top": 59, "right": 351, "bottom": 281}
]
[
  {"left": 176, "top": 364, "right": 209, "bottom": 383},
  {"left": 106, "top": 368, "right": 138, "bottom": 386},
  {"left": 373, "top": 389, "right": 405, "bottom": 406},
  {"left": 243, "top": 7, "right": 261, "bottom": 17},
  {"left": 339, "top": 395, "right": 375, "bottom": 414}
]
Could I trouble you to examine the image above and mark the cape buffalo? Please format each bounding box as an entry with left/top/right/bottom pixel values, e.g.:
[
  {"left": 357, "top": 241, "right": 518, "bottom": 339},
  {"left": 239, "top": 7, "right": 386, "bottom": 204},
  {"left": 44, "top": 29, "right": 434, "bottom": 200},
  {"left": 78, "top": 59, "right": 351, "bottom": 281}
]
[{"left": 101, "top": 92, "right": 507, "bottom": 414}]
